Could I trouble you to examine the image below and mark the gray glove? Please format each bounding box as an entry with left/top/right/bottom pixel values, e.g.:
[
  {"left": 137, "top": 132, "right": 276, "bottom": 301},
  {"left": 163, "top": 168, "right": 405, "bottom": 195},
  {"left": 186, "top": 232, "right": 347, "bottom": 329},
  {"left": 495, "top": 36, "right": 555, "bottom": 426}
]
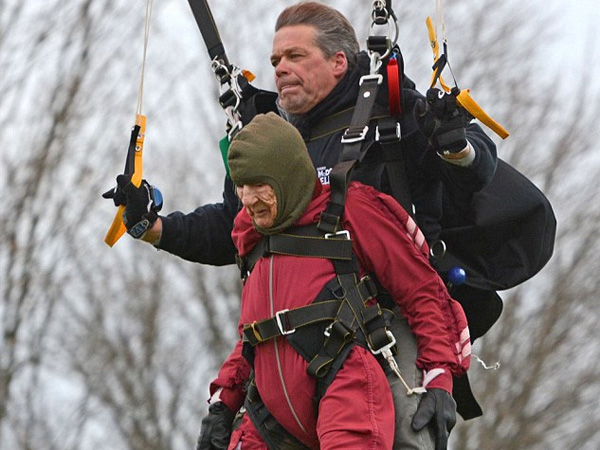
[
  {"left": 411, "top": 388, "right": 457, "bottom": 450},
  {"left": 196, "top": 402, "right": 235, "bottom": 450}
]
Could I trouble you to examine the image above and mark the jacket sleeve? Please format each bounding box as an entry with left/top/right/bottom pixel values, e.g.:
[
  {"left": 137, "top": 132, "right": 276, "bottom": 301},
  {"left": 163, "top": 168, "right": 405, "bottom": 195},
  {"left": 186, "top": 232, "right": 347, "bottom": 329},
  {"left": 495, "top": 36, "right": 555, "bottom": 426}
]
[
  {"left": 157, "top": 175, "right": 239, "bottom": 266},
  {"left": 402, "top": 86, "right": 498, "bottom": 194},
  {"left": 344, "top": 183, "right": 469, "bottom": 393},
  {"left": 208, "top": 339, "right": 252, "bottom": 412},
  {"left": 442, "top": 122, "right": 498, "bottom": 192}
]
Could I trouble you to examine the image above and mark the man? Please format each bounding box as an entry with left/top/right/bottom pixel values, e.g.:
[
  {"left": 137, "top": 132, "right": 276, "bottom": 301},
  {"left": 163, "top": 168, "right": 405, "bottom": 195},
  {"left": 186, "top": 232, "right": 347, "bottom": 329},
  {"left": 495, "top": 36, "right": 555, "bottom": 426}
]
[
  {"left": 106, "top": 3, "right": 497, "bottom": 449},
  {"left": 206, "top": 112, "right": 469, "bottom": 450}
]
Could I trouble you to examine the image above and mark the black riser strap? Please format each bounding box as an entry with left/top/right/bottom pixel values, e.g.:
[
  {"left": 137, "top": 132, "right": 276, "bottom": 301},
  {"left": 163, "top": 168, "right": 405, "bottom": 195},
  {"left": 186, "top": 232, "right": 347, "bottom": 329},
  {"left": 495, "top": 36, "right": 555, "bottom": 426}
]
[{"left": 187, "top": 0, "right": 229, "bottom": 66}]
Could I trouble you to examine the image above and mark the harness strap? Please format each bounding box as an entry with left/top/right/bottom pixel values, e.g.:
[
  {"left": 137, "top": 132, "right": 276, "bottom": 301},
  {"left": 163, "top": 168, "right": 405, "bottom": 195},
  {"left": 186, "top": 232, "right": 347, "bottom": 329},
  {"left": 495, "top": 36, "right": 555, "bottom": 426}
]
[
  {"left": 318, "top": 72, "right": 383, "bottom": 234},
  {"left": 377, "top": 116, "right": 413, "bottom": 214},
  {"left": 245, "top": 377, "right": 313, "bottom": 450},
  {"left": 306, "top": 265, "right": 395, "bottom": 378},
  {"left": 236, "top": 226, "right": 355, "bottom": 281},
  {"left": 340, "top": 77, "right": 382, "bottom": 161},
  {"left": 307, "top": 105, "right": 390, "bottom": 142},
  {"left": 267, "top": 233, "right": 353, "bottom": 260},
  {"left": 242, "top": 300, "right": 343, "bottom": 346}
]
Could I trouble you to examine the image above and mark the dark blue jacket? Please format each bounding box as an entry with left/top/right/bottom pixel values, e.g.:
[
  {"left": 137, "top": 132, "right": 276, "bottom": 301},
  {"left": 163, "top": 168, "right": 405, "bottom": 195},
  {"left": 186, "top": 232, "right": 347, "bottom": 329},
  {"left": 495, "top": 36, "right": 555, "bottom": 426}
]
[{"left": 157, "top": 52, "right": 497, "bottom": 265}]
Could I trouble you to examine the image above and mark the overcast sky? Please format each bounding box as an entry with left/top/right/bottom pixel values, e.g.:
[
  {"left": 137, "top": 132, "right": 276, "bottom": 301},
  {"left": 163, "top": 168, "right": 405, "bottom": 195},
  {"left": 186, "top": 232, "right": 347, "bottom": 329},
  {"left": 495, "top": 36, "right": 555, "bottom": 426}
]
[{"left": 559, "top": 1, "right": 599, "bottom": 68}]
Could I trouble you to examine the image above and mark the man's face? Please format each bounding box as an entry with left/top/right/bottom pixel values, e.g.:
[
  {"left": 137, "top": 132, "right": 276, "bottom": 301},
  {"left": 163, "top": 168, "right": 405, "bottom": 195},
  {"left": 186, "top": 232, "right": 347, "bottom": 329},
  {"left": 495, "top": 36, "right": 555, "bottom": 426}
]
[
  {"left": 271, "top": 24, "right": 347, "bottom": 115},
  {"left": 236, "top": 184, "right": 278, "bottom": 229}
]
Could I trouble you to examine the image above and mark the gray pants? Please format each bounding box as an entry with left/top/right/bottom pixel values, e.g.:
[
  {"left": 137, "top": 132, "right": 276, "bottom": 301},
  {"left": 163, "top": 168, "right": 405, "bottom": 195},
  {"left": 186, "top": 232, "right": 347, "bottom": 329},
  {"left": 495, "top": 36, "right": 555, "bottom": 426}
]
[{"left": 386, "top": 310, "right": 435, "bottom": 450}]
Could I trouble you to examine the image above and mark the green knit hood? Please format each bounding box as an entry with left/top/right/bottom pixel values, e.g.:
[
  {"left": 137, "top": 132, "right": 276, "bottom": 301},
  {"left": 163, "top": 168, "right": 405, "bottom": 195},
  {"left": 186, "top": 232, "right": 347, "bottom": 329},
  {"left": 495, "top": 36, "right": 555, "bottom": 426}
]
[{"left": 228, "top": 112, "right": 316, "bottom": 235}]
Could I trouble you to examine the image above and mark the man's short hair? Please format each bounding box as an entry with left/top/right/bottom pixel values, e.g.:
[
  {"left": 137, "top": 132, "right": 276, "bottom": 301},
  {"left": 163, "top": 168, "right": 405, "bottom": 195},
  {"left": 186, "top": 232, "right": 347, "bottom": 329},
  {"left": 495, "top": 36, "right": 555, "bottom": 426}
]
[{"left": 275, "top": 2, "right": 360, "bottom": 69}]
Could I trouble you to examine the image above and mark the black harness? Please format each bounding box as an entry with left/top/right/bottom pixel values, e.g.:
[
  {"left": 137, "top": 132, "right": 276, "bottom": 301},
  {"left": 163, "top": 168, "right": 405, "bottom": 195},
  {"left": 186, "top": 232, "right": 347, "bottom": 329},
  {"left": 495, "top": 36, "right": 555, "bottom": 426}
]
[{"left": 236, "top": 35, "right": 405, "bottom": 447}]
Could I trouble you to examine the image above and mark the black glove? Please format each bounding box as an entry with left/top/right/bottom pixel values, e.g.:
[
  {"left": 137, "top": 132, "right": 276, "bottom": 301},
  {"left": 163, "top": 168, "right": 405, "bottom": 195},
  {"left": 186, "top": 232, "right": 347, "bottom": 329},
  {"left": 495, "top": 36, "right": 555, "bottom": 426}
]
[
  {"left": 414, "top": 87, "right": 471, "bottom": 155},
  {"left": 102, "top": 174, "right": 162, "bottom": 239},
  {"left": 411, "top": 388, "right": 457, "bottom": 450},
  {"left": 196, "top": 402, "right": 235, "bottom": 450}
]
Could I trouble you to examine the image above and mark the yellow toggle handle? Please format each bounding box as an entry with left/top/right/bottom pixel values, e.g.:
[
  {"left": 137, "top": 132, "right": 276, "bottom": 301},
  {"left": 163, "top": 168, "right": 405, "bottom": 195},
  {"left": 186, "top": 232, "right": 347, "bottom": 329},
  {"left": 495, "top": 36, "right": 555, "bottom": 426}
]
[
  {"left": 456, "top": 90, "right": 509, "bottom": 139},
  {"left": 426, "top": 16, "right": 452, "bottom": 93},
  {"left": 425, "top": 16, "right": 509, "bottom": 139},
  {"left": 104, "top": 114, "right": 146, "bottom": 247}
]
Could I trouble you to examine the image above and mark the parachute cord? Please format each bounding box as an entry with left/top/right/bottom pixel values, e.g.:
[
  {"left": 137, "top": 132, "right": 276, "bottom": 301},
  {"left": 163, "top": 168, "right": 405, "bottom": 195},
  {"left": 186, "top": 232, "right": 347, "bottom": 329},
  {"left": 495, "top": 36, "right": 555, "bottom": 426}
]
[
  {"left": 435, "top": 0, "right": 447, "bottom": 49},
  {"left": 433, "top": 0, "right": 459, "bottom": 89},
  {"left": 472, "top": 354, "right": 501, "bottom": 371},
  {"left": 136, "top": 0, "right": 154, "bottom": 118}
]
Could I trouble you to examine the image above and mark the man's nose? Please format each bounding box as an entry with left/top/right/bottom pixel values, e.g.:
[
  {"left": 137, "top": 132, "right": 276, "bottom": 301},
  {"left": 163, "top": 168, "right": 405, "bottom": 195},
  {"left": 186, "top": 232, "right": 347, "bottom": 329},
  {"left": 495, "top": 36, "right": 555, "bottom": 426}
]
[{"left": 275, "top": 58, "right": 290, "bottom": 77}]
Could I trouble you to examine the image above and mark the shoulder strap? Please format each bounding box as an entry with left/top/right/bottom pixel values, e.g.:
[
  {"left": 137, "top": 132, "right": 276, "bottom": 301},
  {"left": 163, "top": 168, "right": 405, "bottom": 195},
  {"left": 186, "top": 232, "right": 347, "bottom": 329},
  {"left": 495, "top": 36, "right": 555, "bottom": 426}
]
[{"left": 318, "top": 75, "right": 383, "bottom": 234}]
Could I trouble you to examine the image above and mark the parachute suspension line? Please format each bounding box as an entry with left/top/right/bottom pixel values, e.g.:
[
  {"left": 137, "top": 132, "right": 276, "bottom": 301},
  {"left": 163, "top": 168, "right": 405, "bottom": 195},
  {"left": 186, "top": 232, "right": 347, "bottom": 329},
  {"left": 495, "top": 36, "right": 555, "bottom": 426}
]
[
  {"left": 434, "top": 0, "right": 447, "bottom": 51},
  {"left": 435, "top": 0, "right": 459, "bottom": 88},
  {"left": 136, "top": 0, "right": 154, "bottom": 118}
]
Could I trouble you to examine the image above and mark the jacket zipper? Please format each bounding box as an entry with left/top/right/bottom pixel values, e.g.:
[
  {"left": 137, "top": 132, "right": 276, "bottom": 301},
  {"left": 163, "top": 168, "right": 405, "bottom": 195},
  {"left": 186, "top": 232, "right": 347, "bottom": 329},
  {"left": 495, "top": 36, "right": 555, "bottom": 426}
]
[{"left": 269, "top": 255, "right": 307, "bottom": 434}]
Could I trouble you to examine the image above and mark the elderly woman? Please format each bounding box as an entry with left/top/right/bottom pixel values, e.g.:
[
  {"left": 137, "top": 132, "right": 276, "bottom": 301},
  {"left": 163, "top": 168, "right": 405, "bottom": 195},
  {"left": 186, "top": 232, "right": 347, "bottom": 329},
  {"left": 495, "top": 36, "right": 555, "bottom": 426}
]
[{"left": 199, "top": 112, "right": 469, "bottom": 450}]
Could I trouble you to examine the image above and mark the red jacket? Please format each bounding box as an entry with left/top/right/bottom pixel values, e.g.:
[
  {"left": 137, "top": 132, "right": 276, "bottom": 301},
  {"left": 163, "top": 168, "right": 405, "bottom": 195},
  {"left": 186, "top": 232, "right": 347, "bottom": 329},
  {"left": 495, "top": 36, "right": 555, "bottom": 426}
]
[{"left": 211, "top": 181, "right": 470, "bottom": 446}]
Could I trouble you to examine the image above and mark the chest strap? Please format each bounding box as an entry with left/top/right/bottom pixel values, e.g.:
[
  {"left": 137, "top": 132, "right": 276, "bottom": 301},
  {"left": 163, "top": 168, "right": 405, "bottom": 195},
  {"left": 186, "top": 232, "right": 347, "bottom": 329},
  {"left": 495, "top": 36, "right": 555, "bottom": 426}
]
[{"left": 236, "top": 225, "right": 353, "bottom": 281}]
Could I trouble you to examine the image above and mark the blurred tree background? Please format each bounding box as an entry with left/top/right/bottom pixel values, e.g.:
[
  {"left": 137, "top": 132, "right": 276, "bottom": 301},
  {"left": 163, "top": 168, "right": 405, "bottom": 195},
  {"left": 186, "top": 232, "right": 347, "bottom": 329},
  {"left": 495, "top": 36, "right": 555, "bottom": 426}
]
[{"left": 1, "top": 1, "right": 598, "bottom": 449}]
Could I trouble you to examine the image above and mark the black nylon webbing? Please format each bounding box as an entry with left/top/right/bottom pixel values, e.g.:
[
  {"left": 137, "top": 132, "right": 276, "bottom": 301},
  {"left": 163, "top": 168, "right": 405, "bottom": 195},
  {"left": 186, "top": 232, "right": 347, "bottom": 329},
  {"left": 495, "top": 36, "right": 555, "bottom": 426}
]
[
  {"left": 187, "top": 0, "right": 229, "bottom": 66},
  {"left": 268, "top": 233, "right": 353, "bottom": 260},
  {"left": 242, "top": 300, "right": 343, "bottom": 346},
  {"left": 318, "top": 76, "right": 382, "bottom": 234}
]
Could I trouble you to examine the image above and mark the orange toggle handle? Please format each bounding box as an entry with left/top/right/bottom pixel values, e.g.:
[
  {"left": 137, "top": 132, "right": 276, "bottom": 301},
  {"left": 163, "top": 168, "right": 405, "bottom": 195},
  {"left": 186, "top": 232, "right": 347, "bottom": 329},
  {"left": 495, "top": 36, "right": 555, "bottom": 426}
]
[
  {"left": 425, "top": 16, "right": 509, "bottom": 139},
  {"left": 456, "top": 90, "right": 509, "bottom": 139},
  {"left": 104, "top": 114, "right": 146, "bottom": 247}
]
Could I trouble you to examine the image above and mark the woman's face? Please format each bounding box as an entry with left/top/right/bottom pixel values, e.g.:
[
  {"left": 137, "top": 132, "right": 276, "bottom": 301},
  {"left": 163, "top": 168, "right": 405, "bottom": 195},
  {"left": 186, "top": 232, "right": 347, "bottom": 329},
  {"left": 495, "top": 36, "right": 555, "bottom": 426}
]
[{"left": 236, "top": 184, "right": 277, "bottom": 229}]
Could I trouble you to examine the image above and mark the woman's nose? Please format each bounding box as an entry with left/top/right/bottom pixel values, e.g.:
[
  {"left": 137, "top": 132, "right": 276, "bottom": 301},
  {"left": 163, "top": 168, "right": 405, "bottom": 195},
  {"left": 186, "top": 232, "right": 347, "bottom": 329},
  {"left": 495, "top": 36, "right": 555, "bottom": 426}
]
[{"left": 240, "top": 187, "right": 257, "bottom": 206}]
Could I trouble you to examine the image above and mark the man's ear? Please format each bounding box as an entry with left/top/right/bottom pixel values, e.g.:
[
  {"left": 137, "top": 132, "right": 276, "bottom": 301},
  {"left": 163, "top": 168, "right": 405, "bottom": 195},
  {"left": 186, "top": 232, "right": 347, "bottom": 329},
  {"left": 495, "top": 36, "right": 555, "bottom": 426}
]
[{"left": 331, "top": 51, "right": 348, "bottom": 79}]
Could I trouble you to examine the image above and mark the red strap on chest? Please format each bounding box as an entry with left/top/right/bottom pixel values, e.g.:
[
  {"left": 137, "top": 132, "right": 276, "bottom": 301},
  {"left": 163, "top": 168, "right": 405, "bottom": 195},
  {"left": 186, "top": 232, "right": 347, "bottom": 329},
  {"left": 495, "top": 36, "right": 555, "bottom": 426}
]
[{"left": 387, "top": 56, "right": 402, "bottom": 116}]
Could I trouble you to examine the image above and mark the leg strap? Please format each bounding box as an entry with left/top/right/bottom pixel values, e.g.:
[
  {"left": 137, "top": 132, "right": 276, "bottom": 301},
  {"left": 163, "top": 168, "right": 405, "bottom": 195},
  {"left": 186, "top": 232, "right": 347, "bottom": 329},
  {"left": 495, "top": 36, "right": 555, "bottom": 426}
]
[{"left": 244, "top": 376, "right": 313, "bottom": 450}]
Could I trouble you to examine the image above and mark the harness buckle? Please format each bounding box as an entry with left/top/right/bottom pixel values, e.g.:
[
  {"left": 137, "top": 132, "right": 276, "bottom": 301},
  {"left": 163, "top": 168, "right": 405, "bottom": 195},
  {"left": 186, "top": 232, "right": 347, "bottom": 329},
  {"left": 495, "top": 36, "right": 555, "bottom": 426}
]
[
  {"left": 248, "top": 321, "right": 263, "bottom": 343},
  {"left": 341, "top": 125, "right": 369, "bottom": 144},
  {"left": 324, "top": 230, "right": 350, "bottom": 240},
  {"left": 375, "top": 122, "right": 401, "bottom": 142},
  {"left": 359, "top": 73, "right": 384, "bottom": 86},
  {"left": 275, "top": 309, "right": 295, "bottom": 335},
  {"left": 369, "top": 329, "right": 396, "bottom": 355}
]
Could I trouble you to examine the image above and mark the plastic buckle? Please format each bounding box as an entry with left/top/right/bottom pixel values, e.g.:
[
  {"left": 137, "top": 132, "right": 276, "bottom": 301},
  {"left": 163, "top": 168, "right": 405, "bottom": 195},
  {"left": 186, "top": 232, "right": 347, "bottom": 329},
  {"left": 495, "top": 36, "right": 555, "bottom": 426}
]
[
  {"left": 324, "top": 230, "right": 350, "bottom": 240},
  {"left": 275, "top": 309, "right": 295, "bottom": 335},
  {"left": 369, "top": 329, "right": 397, "bottom": 355}
]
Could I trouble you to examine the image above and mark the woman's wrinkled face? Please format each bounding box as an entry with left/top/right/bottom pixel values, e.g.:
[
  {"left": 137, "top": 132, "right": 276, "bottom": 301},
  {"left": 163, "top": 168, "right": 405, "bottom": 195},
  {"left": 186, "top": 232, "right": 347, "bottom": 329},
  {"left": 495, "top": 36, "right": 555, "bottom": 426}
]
[{"left": 236, "top": 184, "right": 277, "bottom": 229}]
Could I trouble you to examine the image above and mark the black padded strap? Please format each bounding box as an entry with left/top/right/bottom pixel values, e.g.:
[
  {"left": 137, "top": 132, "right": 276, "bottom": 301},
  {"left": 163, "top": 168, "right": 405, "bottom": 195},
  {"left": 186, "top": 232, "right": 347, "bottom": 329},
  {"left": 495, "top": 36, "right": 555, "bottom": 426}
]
[
  {"left": 236, "top": 226, "right": 355, "bottom": 280},
  {"left": 319, "top": 76, "right": 382, "bottom": 234},
  {"left": 268, "top": 233, "right": 353, "bottom": 260},
  {"left": 242, "top": 300, "right": 343, "bottom": 346}
]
